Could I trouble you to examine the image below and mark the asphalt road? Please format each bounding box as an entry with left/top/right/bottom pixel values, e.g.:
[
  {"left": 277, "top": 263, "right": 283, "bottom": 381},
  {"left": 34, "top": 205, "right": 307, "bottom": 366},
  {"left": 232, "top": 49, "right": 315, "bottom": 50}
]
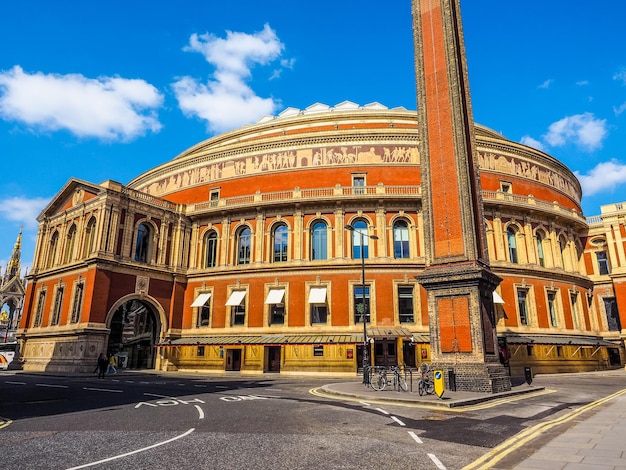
[{"left": 0, "top": 370, "right": 624, "bottom": 469}]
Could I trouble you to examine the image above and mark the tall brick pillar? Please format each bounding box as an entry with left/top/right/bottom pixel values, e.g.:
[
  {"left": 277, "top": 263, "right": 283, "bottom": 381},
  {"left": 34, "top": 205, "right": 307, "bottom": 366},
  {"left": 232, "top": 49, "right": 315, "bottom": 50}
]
[{"left": 412, "top": 0, "right": 511, "bottom": 392}]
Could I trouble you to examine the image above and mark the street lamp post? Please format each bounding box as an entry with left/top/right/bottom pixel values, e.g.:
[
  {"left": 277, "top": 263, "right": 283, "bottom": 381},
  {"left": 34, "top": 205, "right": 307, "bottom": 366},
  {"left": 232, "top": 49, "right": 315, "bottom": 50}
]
[{"left": 345, "top": 224, "right": 378, "bottom": 385}]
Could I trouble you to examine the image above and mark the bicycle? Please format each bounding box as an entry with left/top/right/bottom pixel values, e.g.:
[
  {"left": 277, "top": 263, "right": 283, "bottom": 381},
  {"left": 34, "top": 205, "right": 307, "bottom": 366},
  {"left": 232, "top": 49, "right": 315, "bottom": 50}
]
[
  {"left": 370, "top": 365, "right": 409, "bottom": 392},
  {"left": 418, "top": 362, "right": 434, "bottom": 396}
]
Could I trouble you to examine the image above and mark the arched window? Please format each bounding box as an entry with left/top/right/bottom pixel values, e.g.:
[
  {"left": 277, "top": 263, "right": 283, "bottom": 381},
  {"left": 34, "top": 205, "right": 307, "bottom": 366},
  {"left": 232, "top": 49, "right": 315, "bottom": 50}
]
[
  {"left": 559, "top": 235, "right": 568, "bottom": 270},
  {"left": 393, "top": 220, "right": 410, "bottom": 259},
  {"left": 47, "top": 231, "right": 59, "bottom": 268},
  {"left": 204, "top": 230, "right": 218, "bottom": 268},
  {"left": 311, "top": 221, "right": 327, "bottom": 260},
  {"left": 272, "top": 224, "right": 288, "bottom": 262},
  {"left": 237, "top": 227, "right": 251, "bottom": 265},
  {"left": 64, "top": 224, "right": 77, "bottom": 264},
  {"left": 507, "top": 227, "right": 518, "bottom": 264},
  {"left": 536, "top": 231, "right": 545, "bottom": 267},
  {"left": 83, "top": 217, "right": 96, "bottom": 258},
  {"left": 134, "top": 223, "right": 151, "bottom": 263},
  {"left": 351, "top": 220, "right": 371, "bottom": 260}
]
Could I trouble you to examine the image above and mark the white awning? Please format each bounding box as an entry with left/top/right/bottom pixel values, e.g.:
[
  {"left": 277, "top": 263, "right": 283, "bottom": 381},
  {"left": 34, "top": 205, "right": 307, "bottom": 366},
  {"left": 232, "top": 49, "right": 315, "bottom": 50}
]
[
  {"left": 226, "top": 290, "right": 247, "bottom": 306},
  {"left": 265, "top": 288, "right": 285, "bottom": 304},
  {"left": 191, "top": 293, "right": 212, "bottom": 307},
  {"left": 493, "top": 291, "right": 505, "bottom": 304},
  {"left": 308, "top": 287, "right": 327, "bottom": 304}
]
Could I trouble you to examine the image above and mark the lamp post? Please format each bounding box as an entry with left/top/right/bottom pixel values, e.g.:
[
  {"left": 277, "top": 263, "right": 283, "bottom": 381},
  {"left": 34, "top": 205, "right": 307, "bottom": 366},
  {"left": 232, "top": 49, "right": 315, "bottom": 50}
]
[{"left": 345, "top": 224, "right": 378, "bottom": 384}]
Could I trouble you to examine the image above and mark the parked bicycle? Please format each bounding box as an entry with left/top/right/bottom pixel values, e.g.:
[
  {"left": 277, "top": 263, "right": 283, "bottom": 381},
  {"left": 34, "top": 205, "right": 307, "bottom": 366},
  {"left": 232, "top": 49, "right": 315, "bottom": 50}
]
[
  {"left": 370, "top": 365, "right": 409, "bottom": 392},
  {"left": 418, "top": 362, "right": 434, "bottom": 396}
]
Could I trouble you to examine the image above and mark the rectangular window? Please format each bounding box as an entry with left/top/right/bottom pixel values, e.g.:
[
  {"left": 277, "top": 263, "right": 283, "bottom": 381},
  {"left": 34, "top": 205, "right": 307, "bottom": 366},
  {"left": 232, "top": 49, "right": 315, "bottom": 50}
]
[
  {"left": 226, "top": 291, "right": 247, "bottom": 326},
  {"left": 527, "top": 345, "right": 534, "bottom": 356},
  {"left": 597, "top": 251, "right": 610, "bottom": 275},
  {"left": 309, "top": 287, "right": 328, "bottom": 324},
  {"left": 197, "top": 346, "right": 205, "bottom": 357},
  {"left": 547, "top": 291, "right": 558, "bottom": 327},
  {"left": 570, "top": 292, "right": 580, "bottom": 330},
  {"left": 354, "top": 285, "right": 371, "bottom": 323},
  {"left": 51, "top": 286, "right": 64, "bottom": 326},
  {"left": 34, "top": 291, "right": 46, "bottom": 327},
  {"left": 313, "top": 345, "right": 324, "bottom": 357},
  {"left": 398, "top": 286, "right": 415, "bottom": 323},
  {"left": 209, "top": 189, "right": 220, "bottom": 207},
  {"left": 265, "top": 288, "right": 286, "bottom": 326},
  {"left": 192, "top": 293, "right": 212, "bottom": 327},
  {"left": 353, "top": 175, "right": 365, "bottom": 194},
  {"left": 604, "top": 297, "right": 622, "bottom": 332},
  {"left": 517, "top": 288, "right": 529, "bottom": 326},
  {"left": 70, "top": 282, "right": 84, "bottom": 323}
]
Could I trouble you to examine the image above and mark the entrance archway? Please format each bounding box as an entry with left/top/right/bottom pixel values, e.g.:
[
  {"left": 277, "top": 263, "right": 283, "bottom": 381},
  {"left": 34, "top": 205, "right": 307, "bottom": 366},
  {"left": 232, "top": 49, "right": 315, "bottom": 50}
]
[{"left": 107, "top": 299, "right": 159, "bottom": 369}]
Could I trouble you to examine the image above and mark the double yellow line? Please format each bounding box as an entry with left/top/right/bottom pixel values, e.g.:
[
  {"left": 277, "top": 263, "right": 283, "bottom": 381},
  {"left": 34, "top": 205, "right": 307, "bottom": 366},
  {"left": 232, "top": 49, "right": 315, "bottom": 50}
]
[
  {"left": 463, "top": 388, "right": 626, "bottom": 469},
  {"left": 0, "top": 418, "right": 13, "bottom": 430}
]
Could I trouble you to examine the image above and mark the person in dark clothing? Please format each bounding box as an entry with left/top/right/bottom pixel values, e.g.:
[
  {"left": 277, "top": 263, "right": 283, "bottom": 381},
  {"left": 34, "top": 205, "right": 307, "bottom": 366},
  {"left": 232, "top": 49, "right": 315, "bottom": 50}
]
[{"left": 97, "top": 353, "right": 108, "bottom": 379}]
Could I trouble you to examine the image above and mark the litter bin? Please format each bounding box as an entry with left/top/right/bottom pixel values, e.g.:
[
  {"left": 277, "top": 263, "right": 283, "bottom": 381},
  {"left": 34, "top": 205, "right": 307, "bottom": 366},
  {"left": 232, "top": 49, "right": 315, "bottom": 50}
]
[
  {"left": 448, "top": 368, "right": 456, "bottom": 392},
  {"left": 524, "top": 366, "right": 532, "bottom": 385}
]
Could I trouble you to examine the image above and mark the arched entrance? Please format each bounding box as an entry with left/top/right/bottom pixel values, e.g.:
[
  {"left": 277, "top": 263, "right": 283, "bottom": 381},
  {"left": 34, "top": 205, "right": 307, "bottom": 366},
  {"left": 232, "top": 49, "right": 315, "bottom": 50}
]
[{"left": 107, "top": 299, "right": 159, "bottom": 369}]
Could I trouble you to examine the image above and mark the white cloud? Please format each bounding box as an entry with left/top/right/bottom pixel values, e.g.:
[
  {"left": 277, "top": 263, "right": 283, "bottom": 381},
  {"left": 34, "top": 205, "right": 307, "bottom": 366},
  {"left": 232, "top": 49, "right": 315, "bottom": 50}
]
[
  {"left": 173, "top": 24, "right": 288, "bottom": 133},
  {"left": 538, "top": 79, "right": 553, "bottom": 89},
  {"left": 520, "top": 135, "right": 546, "bottom": 152},
  {"left": 614, "top": 102, "right": 626, "bottom": 116},
  {"left": 614, "top": 70, "right": 626, "bottom": 84},
  {"left": 0, "top": 196, "right": 49, "bottom": 228},
  {"left": 575, "top": 160, "right": 626, "bottom": 196},
  {"left": 576, "top": 80, "right": 589, "bottom": 86},
  {"left": 0, "top": 66, "right": 163, "bottom": 140},
  {"left": 542, "top": 113, "right": 607, "bottom": 151}
]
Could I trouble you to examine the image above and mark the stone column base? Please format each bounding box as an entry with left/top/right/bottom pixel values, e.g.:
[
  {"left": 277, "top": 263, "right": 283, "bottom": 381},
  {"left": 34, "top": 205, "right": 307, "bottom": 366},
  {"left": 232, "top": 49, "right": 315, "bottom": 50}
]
[{"left": 429, "top": 361, "right": 511, "bottom": 393}]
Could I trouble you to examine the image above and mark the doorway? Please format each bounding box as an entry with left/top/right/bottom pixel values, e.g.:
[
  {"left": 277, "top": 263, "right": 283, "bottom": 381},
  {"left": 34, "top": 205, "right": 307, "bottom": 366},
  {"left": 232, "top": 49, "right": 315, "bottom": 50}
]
[
  {"left": 374, "top": 339, "right": 397, "bottom": 367},
  {"left": 226, "top": 349, "right": 242, "bottom": 371},
  {"left": 402, "top": 340, "right": 416, "bottom": 368},
  {"left": 265, "top": 346, "right": 281, "bottom": 372},
  {"left": 108, "top": 299, "right": 158, "bottom": 369}
]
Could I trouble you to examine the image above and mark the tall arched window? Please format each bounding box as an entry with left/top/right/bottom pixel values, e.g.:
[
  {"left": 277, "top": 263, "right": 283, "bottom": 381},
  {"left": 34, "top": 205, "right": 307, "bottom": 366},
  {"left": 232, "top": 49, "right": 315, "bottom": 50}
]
[
  {"left": 47, "top": 231, "right": 59, "bottom": 268},
  {"left": 507, "top": 227, "right": 518, "bottom": 264},
  {"left": 272, "top": 224, "right": 288, "bottom": 262},
  {"left": 559, "top": 235, "right": 568, "bottom": 270},
  {"left": 311, "top": 221, "right": 327, "bottom": 260},
  {"left": 352, "top": 220, "right": 370, "bottom": 259},
  {"left": 83, "top": 217, "right": 97, "bottom": 258},
  {"left": 64, "top": 224, "right": 77, "bottom": 264},
  {"left": 135, "top": 223, "right": 151, "bottom": 263},
  {"left": 204, "top": 230, "right": 218, "bottom": 268},
  {"left": 535, "top": 231, "right": 545, "bottom": 267},
  {"left": 237, "top": 227, "right": 251, "bottom": 265},
  {"left": 393, "top": 220, "right": 410, "bottom": 259}
]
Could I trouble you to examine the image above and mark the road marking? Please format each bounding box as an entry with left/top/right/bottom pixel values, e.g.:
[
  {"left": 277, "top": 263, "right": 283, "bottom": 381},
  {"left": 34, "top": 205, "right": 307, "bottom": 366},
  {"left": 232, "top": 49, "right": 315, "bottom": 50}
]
[
  {"left": 195, "top": 405, "right": 204, "bottom": 419},
  {"left": 391, "top": 416, "right": 406, "bottom": 426},
  {"left": 220, "top": 395, "right": 269, "bottom": 402},
  {"left": 216, "top": 385, "right": 228, "bottom": 389},
  {"left": 194, "top": 384, "right": 206, "bottom": 388},
  {"left": 464, "top": 387, "right": 626, "bottom": 470},
  {"left": 65, "top": 428, "right": 195, "bottom": 469},
  {"left": 36, "top": 383, "right": 69, "bottom": 388},
  {"left": 83, "top": 387, "right": 123, "bottom": 393},
  {"left": 408, "top": 431, "right": 423, "bottom": 444},
  {"left": 428, "top": 453, "right": 446, "bottom": 470},
  {"left": 375, "top": 407, "right": 389, "bottom": 415},
  {"left": 359, "top": 401, "right": 371, "bottom": 406},
  {"left": 0, "top": 418, "right": 13, "bottom": 430},
  {"left": 144, "top": 392, "right": 175, "bottom": 399},
  {"left": 5, "top": 381, "right": 26, "bottom": 385}
]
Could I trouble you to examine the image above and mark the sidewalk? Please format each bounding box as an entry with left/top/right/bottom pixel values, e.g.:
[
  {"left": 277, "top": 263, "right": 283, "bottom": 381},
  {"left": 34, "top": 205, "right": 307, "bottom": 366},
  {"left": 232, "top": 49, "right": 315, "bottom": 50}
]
[{"left": 320, "top": 379, "right": 544, "bottom": 408}]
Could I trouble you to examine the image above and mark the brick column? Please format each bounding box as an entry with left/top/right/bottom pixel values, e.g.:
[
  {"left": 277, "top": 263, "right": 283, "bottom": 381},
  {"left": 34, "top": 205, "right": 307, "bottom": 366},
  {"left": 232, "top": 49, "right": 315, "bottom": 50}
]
[{"left": 412, "top": 0, "right": 510, "bottom": 392}]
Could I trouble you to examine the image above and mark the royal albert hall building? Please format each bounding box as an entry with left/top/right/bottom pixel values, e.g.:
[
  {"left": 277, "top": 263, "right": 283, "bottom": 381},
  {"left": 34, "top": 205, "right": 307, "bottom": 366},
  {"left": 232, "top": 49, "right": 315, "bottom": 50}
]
[{"left": 17, "top": 102, "right": 625, "bottom": 376}]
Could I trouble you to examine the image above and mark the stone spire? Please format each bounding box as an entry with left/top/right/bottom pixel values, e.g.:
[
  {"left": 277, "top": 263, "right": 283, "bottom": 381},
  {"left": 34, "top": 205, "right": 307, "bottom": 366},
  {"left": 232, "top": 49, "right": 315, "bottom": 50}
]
[{"left": 3, "top": 228, "right": 22, "bottom": 285}]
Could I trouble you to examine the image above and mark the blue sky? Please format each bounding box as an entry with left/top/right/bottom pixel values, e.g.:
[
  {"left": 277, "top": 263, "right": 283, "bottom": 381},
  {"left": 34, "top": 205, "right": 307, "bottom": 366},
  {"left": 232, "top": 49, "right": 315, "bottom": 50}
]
[{"left": 1, "top": 1, "right": 625, "bottom": 275}]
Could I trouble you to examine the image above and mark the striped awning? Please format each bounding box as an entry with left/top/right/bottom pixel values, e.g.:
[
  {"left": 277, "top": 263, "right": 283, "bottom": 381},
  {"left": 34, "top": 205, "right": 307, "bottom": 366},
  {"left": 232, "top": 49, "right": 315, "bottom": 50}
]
[
  {"left": 503, "top": 334, "right": 620, "bottom": 347},
  {"left": 159, "top": 330, "right": 431, "bottom": 347}
]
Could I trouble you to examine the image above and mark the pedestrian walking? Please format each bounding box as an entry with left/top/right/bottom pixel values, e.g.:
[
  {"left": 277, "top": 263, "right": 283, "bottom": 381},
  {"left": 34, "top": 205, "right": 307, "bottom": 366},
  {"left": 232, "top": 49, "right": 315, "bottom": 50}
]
[
  {"left": 107, "top": 354, "right": 117, "bottom": 374},
  {"left": 97, "top": 353, "right": 108, "bottom": 379}
]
